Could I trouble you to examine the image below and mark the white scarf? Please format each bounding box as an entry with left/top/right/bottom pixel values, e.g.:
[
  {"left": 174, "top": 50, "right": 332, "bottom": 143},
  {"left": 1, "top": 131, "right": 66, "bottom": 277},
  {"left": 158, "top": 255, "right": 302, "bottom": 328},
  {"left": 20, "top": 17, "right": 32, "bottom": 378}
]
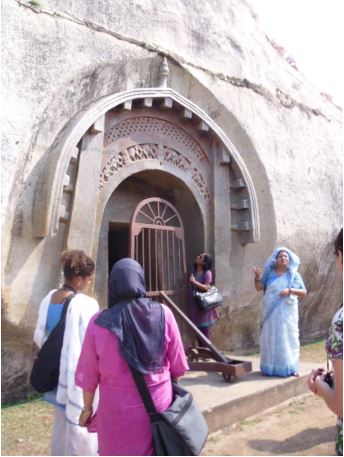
[
  {"left": 34, "top": 289, "right": 56, "bottom": 347},
  {"left": 34, "top": 290, "right": 99, "bottom": 424}
]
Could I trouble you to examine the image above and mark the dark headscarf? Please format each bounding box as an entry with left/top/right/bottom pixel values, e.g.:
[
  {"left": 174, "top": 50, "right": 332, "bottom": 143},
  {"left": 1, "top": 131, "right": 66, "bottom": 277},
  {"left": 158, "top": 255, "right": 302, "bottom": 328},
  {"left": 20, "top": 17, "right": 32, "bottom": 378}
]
[{"left": 95, "top": 258, "right": 165, "bottom": 374}]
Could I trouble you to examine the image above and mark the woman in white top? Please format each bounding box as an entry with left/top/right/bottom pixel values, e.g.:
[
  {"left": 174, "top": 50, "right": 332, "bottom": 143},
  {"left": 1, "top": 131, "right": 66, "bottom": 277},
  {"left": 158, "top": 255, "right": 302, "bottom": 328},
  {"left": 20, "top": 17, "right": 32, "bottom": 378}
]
[{"left": 34, "top": 250, "right": 99, "bottom": 456}]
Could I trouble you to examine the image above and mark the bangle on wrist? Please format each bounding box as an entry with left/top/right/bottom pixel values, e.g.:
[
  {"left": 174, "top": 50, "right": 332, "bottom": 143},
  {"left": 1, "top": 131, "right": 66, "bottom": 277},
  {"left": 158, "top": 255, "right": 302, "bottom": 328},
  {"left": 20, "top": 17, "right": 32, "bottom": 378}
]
[
  {"left": 255, "top": 278, "right": 260, "bottom": 283},
  {"left": 81, "top": 407, "right": 92, "bottom": 415}
]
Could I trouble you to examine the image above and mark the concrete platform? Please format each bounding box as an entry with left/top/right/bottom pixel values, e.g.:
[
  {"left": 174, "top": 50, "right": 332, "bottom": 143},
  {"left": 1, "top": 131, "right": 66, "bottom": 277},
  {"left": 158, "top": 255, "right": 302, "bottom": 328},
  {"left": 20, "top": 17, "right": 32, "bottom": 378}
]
[{"left": 180, "top": 356, "right": 315, "bottom": 433}]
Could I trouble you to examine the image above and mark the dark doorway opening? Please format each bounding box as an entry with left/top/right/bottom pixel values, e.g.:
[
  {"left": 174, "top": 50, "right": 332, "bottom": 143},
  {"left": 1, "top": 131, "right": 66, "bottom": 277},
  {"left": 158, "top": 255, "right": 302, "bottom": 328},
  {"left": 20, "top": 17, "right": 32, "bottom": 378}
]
[{"left": 108, "top": 222, "right": 129, "bottom": 274}]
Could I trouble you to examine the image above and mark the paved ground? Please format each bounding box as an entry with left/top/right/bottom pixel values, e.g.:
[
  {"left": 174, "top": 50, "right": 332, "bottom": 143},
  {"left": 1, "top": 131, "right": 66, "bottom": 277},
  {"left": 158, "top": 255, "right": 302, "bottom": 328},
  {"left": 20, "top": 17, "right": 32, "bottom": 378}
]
[{"left": 181, "top": 356, "right": 319, "bottom": 434}]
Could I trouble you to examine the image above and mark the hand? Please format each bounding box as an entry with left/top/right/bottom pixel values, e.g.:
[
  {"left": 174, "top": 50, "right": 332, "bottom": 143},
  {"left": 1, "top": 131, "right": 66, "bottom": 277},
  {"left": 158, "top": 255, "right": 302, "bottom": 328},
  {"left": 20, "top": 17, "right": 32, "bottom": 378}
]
[
  {"left": 79, "top": 408, "right": 93, "bottom": 427},
  {"left": 189, "top": 274, "right": 195, "bottom": 284},
  {"left": 252, "top": 267, "right": 261, "bottom": 279},
  {"left": 280, "top": 288, "right": 290, "bottom": 297},
  {"left": 307, "top": 368, "right": 326, "bottom": 394},
  {"left": 307, "top": 368, "right": 319, "bottom": 393}
]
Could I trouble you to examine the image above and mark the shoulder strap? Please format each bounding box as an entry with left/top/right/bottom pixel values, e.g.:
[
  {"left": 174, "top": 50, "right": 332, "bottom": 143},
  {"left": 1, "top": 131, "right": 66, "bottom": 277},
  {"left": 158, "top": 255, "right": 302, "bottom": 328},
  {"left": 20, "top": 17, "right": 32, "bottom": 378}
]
[
  {"left": 128, "top": 364, "right": 160, "bottom": 420},
  {"left": 58, "top": 293, "right": 75, "bottom": 323}
]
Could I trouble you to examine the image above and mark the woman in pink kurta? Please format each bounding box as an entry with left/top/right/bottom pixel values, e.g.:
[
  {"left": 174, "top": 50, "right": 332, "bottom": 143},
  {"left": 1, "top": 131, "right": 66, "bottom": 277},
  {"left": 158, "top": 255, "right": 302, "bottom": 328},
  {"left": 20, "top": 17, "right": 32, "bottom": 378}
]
[{"left": 75, "top": 258, "right": 189, "bottom": 456}]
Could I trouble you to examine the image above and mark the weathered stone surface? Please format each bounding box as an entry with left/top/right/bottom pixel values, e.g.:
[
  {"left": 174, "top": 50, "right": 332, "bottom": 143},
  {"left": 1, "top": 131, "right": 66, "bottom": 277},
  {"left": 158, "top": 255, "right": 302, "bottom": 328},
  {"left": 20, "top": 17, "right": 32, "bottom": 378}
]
[{"left": 1, "top": 0, "right": 342, "bottom": 402}]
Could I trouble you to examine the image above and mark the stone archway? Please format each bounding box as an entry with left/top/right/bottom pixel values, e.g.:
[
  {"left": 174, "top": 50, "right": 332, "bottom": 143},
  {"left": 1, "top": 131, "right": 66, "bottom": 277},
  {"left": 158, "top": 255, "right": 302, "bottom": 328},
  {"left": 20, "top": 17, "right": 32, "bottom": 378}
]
[
  {"left": 95, "top": 169, "right": 204, "bottom": 308},
  {"left": 96, "top": 169, "right": 203, "bottom": 346},
  {"left": 32, "top": 88, "right": 260, "bottom": 246},
  {"left": 32, "top": 59, "right": 261, "bottom": 305}
]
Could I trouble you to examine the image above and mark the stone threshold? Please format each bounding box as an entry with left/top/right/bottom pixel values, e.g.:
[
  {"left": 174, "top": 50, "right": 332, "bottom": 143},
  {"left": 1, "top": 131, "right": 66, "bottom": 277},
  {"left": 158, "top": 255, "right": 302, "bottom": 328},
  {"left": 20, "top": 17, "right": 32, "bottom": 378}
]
[{"left": 180, "top": 356, "right": 316, "bottom": 433}]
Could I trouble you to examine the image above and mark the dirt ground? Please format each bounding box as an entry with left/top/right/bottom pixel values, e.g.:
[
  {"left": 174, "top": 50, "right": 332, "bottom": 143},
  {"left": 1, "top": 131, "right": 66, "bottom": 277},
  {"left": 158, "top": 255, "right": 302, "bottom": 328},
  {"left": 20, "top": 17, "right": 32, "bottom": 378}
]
[
  {"left": 203, "top": 393, "right": 337, "bottom": 456},
  {"left": 2, "top": 340, "right": 337, "bottom": 456}
]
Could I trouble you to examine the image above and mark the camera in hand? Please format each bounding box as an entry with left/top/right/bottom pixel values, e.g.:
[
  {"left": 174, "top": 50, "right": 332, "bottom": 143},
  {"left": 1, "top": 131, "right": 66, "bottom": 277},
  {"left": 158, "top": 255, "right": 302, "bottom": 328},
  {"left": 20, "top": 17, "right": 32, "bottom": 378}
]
[
  {"left": 317, "top": 368, "right": 334, "bottom": 388},
  {"left": 324, "top": 371, "right": 334, "bottom": 388}
]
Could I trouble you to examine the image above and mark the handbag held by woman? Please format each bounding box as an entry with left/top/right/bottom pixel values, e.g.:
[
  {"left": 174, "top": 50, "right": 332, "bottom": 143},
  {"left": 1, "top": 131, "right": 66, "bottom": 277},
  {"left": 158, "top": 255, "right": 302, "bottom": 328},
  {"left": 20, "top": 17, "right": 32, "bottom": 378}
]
[
  {"left": 129, "top": 365, "right": 208, "bottom": 455},
  {"left": 193, "top": 286, "right": 223, "bottom": 311}
]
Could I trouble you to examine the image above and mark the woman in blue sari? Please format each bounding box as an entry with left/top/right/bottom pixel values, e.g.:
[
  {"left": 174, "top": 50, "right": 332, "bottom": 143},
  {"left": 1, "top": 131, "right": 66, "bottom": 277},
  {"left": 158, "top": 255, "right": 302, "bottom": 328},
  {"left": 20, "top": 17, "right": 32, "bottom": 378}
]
[{"left": 252, "top": 247, "right": 307, "bottom": 377}]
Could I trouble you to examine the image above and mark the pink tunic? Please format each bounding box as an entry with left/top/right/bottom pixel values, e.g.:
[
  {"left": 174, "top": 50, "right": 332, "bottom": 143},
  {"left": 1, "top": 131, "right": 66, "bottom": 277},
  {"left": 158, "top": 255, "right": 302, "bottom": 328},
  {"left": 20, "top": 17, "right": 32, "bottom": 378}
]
[{"left": 75, "top": 304, "right": 189, "bottom": 456}]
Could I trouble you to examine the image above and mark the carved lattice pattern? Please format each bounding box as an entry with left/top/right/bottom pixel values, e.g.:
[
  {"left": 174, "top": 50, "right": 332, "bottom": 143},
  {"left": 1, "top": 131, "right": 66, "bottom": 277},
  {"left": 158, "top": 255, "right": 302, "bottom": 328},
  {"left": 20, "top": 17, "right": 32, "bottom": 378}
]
[{"left": 104, "top": 117, "right": 209, "bottom": 163}]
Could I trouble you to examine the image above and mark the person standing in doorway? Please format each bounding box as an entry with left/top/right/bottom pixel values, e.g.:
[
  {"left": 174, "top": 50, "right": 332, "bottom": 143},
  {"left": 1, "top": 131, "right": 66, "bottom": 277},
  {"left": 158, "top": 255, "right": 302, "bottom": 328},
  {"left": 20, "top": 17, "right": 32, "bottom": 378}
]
[
  {"left": 188, "top": 252, "right": 219, "bottom": 345},
  {"left": 34, "top": 250, "right": 99, "bottom": 455}
]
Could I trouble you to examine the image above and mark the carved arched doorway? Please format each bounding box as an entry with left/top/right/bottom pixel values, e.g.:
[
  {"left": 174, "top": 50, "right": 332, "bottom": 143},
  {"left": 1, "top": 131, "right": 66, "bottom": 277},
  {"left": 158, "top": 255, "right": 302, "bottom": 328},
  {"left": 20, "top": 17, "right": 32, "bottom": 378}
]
[
  {"left": 130, "top": 197, "right": 186, "bottom": 297},
  {"left": 32, "top": 70, "right": 261, "bottom": 326},
  {"left": 97, "top": 170, "right": 202, "bottom": 344},
  {"left": 130, "top": 197, "right": 192, "bottom": 342}
]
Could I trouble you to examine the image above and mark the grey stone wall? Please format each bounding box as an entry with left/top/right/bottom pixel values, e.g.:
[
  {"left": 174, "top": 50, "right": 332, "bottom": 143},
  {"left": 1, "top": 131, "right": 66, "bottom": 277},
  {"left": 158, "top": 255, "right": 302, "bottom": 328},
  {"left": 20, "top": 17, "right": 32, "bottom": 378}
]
[{"left": 1, "top": 0, "right": 342, "bottom": 401}]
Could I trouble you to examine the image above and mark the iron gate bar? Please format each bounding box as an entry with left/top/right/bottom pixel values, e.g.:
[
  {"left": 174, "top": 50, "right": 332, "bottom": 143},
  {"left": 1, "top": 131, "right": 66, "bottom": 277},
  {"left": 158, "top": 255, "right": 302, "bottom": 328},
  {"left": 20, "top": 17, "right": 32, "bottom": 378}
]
[
  {"left": 133, "top": 223, "right": 179, "bottom": 231},
  {"left": 155, "top": 229, "right": 158, "bottom": 289},
  {"left": 130, "top": 198, "right": 186, "bottom": 296},
  {"left": 167, "top": 231, "right": 170, "bottom": 291},
  {"left": 160, "top": 230, "right": 164, "bottom": 290},
  {"left": 172, "top": 232, "right": 176, "bottom": 287},
  {"left": 161, "top": 203, "right": 168, "bottom": 219},
  {"left": 147, "top": 203, "right": 155, "bottom": 219},
  {"left": 164, "top": 214, "right": 178, "bottom": 224},
  {"left": 148, "top": 228, "right": 152, "bottom": 291},
  {"left": 142, "top": 227, "right": 145, "bottom": 273},
  {"left": 139, "top": 209, "right": 154, "bottom": 222}
]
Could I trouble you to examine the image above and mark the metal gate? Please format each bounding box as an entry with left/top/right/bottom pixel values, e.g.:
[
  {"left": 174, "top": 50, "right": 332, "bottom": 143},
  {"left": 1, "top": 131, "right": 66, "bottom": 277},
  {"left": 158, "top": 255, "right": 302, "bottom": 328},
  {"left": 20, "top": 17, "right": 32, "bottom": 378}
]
[{"left": 130, "top": 198, "right": 186, "bottom": 298}]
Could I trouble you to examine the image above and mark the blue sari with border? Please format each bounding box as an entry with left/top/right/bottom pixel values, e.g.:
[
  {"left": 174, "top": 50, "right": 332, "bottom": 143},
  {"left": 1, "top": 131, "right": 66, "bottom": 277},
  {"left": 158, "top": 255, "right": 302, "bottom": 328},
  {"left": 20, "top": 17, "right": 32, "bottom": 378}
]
[{"left": 259, "top": 247, "right": 306, "bottom": 377}]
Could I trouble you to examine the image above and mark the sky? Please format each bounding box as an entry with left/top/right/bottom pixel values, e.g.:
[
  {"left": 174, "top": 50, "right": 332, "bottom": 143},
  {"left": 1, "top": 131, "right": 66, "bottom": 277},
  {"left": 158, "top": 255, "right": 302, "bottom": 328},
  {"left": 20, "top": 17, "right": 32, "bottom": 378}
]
[{"left": 248, "top": 0, "right": 344, "bottom": 106}]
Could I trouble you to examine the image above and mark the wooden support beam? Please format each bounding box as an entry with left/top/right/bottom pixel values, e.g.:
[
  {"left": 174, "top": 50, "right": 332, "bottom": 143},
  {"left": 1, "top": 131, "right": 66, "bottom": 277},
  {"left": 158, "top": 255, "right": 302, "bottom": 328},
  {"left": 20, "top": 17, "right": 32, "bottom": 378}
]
[
  {"left": 159, "top": 291, "right": 228, "bottom": 363},
  {"left": 183, "top": 108, "right": 193, "bottom": 120},
  {"left": 90, "top": 117, "right": 104, "bottom": 133},
  {"left": 198, "top": 120, "right": 210, "bottom": 132},
  {"left": 143, "top": 98, "right": 153, "bottom": 108},
  {"left": 123, "top": 100, "right": 132, "bottom": 110},
  {"left": 231, "top": 178, "right": 245, "bottom": 189},
  {"left": 231, "top": 199, "right": 249, "bottom": 210},
  {"left": 161, "top": 97, "right": 173, "bottom": 109}
]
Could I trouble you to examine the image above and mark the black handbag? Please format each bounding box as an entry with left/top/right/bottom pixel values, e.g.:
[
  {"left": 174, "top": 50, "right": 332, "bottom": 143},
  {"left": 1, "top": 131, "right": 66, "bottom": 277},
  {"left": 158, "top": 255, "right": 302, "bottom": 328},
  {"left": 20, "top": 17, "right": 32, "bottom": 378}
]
[
  {"left": 30, "top": 294, "right": 75, "bottom": 393},
  {"left": 193, "top": 286, "right": 223, "bottom": 311},
  {"left": 129, "top": 365, "right": 208, "bottom": 456}
]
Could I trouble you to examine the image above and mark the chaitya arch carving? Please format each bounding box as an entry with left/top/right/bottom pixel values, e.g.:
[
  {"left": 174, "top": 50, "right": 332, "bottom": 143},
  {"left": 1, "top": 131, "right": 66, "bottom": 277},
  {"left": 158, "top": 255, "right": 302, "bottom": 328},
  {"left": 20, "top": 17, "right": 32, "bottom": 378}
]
[{"left": 32, "top": 59, "right": 260, "bottom": 245}]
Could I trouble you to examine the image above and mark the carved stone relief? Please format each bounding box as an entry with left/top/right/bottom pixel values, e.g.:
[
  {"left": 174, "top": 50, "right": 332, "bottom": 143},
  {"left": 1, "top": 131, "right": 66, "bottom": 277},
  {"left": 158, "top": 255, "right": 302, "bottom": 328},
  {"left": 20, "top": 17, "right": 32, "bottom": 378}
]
[
  {"left": 99, "top": 143, "right": 210, "bottom": 201},
  {"left": 104, "top": 117, "right": 209, "bottom": 163}
]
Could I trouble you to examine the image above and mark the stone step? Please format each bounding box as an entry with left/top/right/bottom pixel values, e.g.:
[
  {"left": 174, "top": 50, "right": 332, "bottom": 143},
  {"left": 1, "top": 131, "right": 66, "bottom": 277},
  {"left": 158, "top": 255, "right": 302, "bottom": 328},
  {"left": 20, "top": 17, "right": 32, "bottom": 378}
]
[{"left": 180, "top": 356, "right": 317, "bottom": 433}]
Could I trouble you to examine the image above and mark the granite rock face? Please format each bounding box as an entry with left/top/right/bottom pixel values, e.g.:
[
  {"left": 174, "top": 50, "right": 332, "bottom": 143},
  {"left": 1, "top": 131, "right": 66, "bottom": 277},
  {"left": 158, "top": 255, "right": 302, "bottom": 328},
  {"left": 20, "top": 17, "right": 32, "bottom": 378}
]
[{"left": 1, "top": 0, "right": 342, "bottom": 402}]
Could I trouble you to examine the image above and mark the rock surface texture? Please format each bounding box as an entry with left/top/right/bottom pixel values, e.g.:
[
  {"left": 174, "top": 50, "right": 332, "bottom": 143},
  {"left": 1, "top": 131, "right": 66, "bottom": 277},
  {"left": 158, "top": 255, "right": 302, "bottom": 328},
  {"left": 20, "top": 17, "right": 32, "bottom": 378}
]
[{"left": 1, "top": 0, "right": 342, "bottom": 401}]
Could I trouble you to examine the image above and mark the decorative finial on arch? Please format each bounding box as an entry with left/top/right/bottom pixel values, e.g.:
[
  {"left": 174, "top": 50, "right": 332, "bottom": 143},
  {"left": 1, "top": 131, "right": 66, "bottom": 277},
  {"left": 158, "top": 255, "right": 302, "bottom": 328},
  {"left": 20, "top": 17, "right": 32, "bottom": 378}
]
[{"left": 158, "top": 56, "right": 169, "bottom": 88}]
